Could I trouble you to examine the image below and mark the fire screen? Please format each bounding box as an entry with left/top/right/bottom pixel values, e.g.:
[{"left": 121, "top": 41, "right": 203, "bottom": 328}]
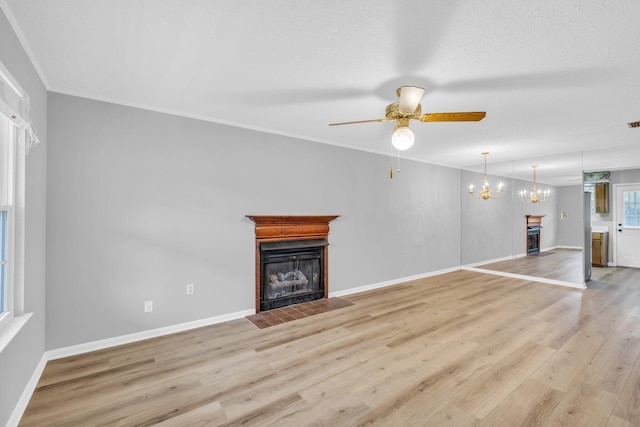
[{"left": 260, "top": 240, "right": 326, "bottom": 311}]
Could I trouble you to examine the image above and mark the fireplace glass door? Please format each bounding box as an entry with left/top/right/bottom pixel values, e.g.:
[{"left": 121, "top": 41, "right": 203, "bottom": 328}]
[{"left": 260, "top": 240, "right": 326, "bottom": 311}]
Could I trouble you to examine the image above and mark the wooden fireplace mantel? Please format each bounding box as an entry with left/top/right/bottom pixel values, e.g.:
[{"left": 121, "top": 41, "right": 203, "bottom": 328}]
[
  {"left": 525, "top": 215, "right": 545, "bottom": 227},
  {"left": 246, "top": 215, "right": 340, "bottom": 241},
  {"left": 246, "top": 215, "right": 340, "bottom": 312}
]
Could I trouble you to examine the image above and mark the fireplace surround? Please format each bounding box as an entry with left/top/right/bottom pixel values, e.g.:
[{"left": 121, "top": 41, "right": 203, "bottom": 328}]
[
  {"left": 526, "top": 215, "right": 545, "bottom": 255},
  {"left": 246, "top": 215, "right": 339, "bottom": 312}
]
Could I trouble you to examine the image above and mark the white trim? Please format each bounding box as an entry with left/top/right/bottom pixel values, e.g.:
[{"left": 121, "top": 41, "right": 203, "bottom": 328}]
[
  {"left": 0, "top": 112, "right": 18, "bottom": 333},
  {"left": 0, "top": 61, "right": 25, "bottom": 98},
  {"left": 612, "top": 182, "right": 640, "bottom": 268},
  {"left": 45, "top": 308, "right": 255, "bottom": 361},
  {"left": 503, "top": 246, "right": 581, "bottom": 262},
  {"left": 462, "top": 266, "right": 587, "bottom": 289},
  {"left": 463, "top": 255, "right": 515, "bottom": 268},
  {"left": 12, "top": 140, "right": 25, "bottom": 315},
  {"left": 329, "top": 266, "right": 461, "bottom": 297},
  {"left": 330, "top": 253, "right": 588, "bottom": 298},
  {"left": 5, "top": 345, "right": 46, "bottom": 427},
  {"left": 7, "top": 263, "right": 590, "bottom": 425},
  {"left": 461, "top": 246, "right": 587, "bottom": 290},
  {"left": 613, "top": 183, "right": 619, "bottom": 266},
  {"left": 0, "top": 312, "right": 31, "bottom": 354},
  {"left": 6, "top": 309, "right": 254, "bottom": 425},
  {"left": 552, "top": 245, "right": 583, "bottom": 251}
]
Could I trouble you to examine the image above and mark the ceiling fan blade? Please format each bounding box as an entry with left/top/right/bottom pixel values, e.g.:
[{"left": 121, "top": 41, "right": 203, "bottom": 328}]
[
  {"left": 329, "top": 118, "right": 390, "bottom": 126},
  {"left": 419, "top": 112, "right": 486, "bottom": 122},
  {"left": 398, "top": 86, "right": 425, "bottom": 114}
]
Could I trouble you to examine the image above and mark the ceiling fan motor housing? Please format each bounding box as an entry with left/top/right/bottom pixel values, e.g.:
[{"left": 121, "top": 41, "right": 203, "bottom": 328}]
[{"left": 386, "top": 102, "right": 422, "bottom": 121}]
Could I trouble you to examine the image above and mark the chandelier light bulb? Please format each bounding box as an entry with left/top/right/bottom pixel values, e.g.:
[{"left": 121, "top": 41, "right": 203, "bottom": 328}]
[
  {"left": 521, "top": 165, "right": 551, "bottom": 203},
  {"left": 468, "top": 152, "right": 504, "bottom": 201},
  {"left": 391, "top": 127, "right": 414, "bottom": 150}
]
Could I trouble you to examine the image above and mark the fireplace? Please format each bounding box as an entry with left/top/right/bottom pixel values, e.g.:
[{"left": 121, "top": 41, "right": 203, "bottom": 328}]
[
  {"left": 260, "top": 240, "right": 326, "bottom": 310},
  {"left": 526, "top": 215, "right": 545, "bottom": 255},
  {"left": 527, "top": 226, "right": 541, "bottom": 255},
  {"left": 246, "top": 215, "right": 339, "bottom": 312}
]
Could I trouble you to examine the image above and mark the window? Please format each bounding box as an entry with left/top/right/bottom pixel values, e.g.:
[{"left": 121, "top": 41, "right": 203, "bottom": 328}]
[
  {"left": 0, "top": 113, "right": 16, "bottom": 322},
  {"left": 623, "top": 190, "right": 640, "bottom": 228},
  {"left": 0, "top": 60, "right": 35, "bottom": 347}
]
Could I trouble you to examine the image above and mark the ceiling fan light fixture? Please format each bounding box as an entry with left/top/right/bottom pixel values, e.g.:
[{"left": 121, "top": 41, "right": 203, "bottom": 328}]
[
  {"left": 398, "top": 86, "right": 425, "bottom": 114},
  {"left": 391, "top": 126, "right": 414, "bottom": 150}
]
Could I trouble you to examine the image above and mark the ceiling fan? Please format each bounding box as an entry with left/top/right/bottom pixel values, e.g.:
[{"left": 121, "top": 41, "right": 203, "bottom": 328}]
[{"left": 329, "top": 86, "right": 486, "bottom": 150}]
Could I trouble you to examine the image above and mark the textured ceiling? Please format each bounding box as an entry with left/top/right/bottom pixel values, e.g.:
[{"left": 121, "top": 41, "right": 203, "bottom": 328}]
[{"left": 3, "top": 0, "right": 640, "bottom": 184}]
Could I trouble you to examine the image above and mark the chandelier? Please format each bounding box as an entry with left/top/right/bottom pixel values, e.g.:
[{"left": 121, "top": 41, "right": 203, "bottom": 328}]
[
  {"left": 468, "top": 152, "right": 504, "bottom": 200},
  {"left": 520, "top": 165, "right": 550, "bottom": 203}
]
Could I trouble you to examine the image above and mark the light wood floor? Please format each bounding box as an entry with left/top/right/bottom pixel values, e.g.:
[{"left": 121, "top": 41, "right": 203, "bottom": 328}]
[
  {"left": 476, "top": 248, "right": 585, "bottom": 284},
  {"left": 20, "top": 267, "right": 640, "bottom": 426}
]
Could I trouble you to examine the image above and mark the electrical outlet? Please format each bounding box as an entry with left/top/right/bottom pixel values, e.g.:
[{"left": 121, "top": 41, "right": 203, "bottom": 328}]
[
  {"left": 144, "top": 300, "right": 153, "bottom": 313},
  {"left": 186, "top": 283, "right": 195, "bottom": 295}
]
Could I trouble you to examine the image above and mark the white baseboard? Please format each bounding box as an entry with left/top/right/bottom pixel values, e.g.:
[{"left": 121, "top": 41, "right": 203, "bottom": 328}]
[
  {"left": 461, "top": 266, "right": 587, "bottom": 290},
  {"left": 45, "top": 309, "right": 255, "bottom": 361},
  {"left": 462, "top": 247, "right": 587, "bottom": 290},
  {"left": 464, "top": 255, "right": 515, "bottom": 268},
  {"left": 7, "top": 308, "right": 254, "bottom": 426},
  {"left": 329, "top": 266, "right": 461, "bottom": 297},
  {"left": 472, "top": 246, "right": 583, "bottom": 264},
  {"left": 8, "top": 255, "right": 588, "bottom": 425},
  {"left": 6, "top": 353, "right": 48, "bottom": 427}
]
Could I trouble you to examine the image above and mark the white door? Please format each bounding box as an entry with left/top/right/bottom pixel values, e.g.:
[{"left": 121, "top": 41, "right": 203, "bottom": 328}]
[{"left": 616, "top": 184, "right": 640, "bottom": 268}]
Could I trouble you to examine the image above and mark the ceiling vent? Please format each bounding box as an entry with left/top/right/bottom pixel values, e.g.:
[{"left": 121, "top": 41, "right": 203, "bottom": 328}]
[{"left": 627, "top": 121, "right": 640, "bottom": 128}]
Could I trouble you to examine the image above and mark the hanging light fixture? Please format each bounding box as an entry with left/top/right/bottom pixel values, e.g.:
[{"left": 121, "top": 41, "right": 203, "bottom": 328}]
[
  {"left": 468, "top": 152, "right": 504, "bottom": 200},
  {"left": 520, "top": 165, "right": 550, "bottom": 203},
  {"left": 389, "top": 118, "right": 413, "bottom": 178},
  {"left": 391, "top": 118, "right": 414, "bottom": 151}
]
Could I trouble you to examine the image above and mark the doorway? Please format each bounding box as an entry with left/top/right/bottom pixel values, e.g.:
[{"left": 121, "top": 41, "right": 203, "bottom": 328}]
[{"left": 615, "top": 183, "right": 640, "bottom": 268}]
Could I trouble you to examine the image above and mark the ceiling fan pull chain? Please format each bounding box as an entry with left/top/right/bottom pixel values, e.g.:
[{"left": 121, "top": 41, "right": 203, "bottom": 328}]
[
  {"left": 389, "top": 143, "right": 394, "bottom": 179},
  {"left": 397, "top": 150, "right": 401, "bottom": 174}
]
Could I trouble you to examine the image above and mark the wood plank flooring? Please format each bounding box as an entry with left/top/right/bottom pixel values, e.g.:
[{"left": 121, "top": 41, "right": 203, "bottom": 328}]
[
  {"left": 19, "top": 267, "right": 640, "bottom": 426},
  {"left": 475, "top": 248, "right": 584, "bottom": 284}
]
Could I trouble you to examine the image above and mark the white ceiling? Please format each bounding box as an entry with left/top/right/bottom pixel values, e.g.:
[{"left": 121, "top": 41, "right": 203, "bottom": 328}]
[{"left": 4, "top": 0, "right": 640, "bottom": 185}]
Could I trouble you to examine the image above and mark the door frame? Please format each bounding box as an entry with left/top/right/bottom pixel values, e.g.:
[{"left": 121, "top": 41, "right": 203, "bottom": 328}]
[{"left": 612, "top": 182, "right": 640, "bottom": 267}]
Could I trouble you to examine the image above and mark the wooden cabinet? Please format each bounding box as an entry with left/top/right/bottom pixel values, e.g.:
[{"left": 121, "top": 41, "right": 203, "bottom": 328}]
[
  {"left": 595, "top": 182, "right": 609, "bottom": 213},
  {"left": 592, "top": 232, "right": 608, "bottom": 267}
]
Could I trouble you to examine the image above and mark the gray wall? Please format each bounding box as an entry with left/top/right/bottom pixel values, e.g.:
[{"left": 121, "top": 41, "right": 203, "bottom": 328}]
[
  {"left": 460, "top": 169, "right": 513, "bottom": 264},
  {"left": 46, "top": 93, "right": 462, "bottom": 349},
  {"left": 0, "top": 8, "right": 48, "bottom": 426},
  {"left": 611, "top": 168, "right": 640, "bottom": 185},
  {"left": 460, "top": 170, "right": 569, "bottom": 264},
  {"left": 555, "top": 185, "right": 584, "bottom": 247}
]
